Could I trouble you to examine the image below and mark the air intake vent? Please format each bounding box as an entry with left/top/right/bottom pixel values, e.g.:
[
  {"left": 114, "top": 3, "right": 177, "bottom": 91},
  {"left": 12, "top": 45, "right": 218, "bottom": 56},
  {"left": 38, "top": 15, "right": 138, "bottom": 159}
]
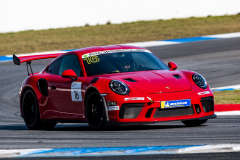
[
  {"left": 153, "top": 105, "right": 194, "bottom": 118},
  {"left": 38, "top": 78, "right": 48, "bottom": 96},
  {"left": 119, "top": 103, "right": 143, "bottom": 119},
  {"left": 123, "top": 78, "right": 137, "bottom": 82},
  {"left": 145, "top": 108, "right": 154, "bottom": 118},
  {"left": 194, "top": 104, "right": 201, "bottom": 114},
  {"left": 173, "top": 74, "right": 181, "bottom": 79},
  {"left": 201, "top": 97, "right": 214, "bottom": 112}
]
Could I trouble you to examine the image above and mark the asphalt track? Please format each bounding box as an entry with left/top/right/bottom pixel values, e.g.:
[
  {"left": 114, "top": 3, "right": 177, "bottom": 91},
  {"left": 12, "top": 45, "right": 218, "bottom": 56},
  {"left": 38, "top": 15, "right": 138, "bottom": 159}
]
[{"left": 0, "top": 38, "right": 240, "bottom": 159}]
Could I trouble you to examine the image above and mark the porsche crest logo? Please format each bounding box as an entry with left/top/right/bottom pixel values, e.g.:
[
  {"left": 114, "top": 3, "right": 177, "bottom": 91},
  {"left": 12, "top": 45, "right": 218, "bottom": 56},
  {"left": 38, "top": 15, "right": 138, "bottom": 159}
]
[{"left": 166, "top": 87, "right": 170, "bottom": 89}]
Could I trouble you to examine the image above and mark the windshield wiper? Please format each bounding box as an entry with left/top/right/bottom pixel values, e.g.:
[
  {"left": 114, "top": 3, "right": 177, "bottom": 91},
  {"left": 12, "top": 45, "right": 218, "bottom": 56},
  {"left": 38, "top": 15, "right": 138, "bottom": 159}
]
[
  {"left": 108, "top": 71, "right": 122, "bottom": 74},
  {"left": 142, "top": 68, "right": 155, "bottom": 71}
]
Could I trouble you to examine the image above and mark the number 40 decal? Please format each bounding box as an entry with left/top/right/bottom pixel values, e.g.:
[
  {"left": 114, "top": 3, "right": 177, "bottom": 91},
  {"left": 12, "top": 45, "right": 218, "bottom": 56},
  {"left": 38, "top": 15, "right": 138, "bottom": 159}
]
[{"left": 71, "top": 82, "right": 82, "bottom": 101}]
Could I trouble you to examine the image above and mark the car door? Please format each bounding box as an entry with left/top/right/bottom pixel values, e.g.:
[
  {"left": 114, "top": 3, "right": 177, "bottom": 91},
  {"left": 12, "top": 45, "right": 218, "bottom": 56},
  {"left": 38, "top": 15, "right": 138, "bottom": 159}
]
[{"left": 47, "top": 54, "right": 85, "bottom": 118}]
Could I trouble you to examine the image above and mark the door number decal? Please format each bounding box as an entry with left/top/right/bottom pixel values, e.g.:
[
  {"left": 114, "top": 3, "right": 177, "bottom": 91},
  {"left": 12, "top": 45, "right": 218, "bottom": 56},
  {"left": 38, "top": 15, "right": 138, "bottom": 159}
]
[{"left": 71, "top": 82, "right": 82, "bottom": 101}]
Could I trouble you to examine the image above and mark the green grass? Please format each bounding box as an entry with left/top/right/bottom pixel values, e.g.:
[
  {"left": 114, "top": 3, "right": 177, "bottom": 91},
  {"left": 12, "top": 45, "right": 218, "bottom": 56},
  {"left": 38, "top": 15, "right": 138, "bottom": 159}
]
[
  {"left": 213, "top": 90, "right": 240, "bottom": 104},
  {"left": 0, "top": 15, "right": 240, "bottom": 56}
]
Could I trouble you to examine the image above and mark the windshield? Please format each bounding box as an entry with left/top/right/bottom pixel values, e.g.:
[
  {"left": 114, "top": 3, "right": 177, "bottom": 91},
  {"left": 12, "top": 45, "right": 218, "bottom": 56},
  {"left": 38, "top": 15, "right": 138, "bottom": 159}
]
[{"left": 82, "top": 50, "right": 169, "bottom": 76}]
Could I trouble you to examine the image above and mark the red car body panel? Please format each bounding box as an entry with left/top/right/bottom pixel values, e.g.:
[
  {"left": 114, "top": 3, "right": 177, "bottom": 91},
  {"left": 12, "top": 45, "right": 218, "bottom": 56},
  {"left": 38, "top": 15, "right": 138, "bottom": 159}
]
[{"left": 17, "top": 45, "right": 215, "bottom": 125}]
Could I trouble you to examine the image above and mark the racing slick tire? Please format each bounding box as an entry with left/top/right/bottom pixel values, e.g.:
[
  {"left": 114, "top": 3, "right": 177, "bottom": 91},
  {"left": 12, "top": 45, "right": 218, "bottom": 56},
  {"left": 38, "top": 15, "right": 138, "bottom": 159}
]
[
  {"left": 85, "top": 91, "right": 105, "bottom": 130},
  {"left": 22, "top": 89, "right": 57, "bottom": 130},
  {"left": 181, "top": 119, "right": 208, "bottom": 127}
]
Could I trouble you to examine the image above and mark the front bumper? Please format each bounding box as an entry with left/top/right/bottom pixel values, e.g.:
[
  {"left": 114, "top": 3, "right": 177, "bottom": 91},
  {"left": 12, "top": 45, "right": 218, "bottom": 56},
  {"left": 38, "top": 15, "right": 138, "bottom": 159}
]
[
  {"left": 103, "top": 90, "right": 216, "bottom": 123},
  {"left": 106, "top": 114, "right": 217, "bottom": 126}
]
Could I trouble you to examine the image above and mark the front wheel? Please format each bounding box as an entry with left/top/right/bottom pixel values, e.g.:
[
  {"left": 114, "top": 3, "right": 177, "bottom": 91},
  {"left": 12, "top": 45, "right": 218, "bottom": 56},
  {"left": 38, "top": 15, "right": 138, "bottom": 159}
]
[
  {"left": 22, "top": 89, "right": 56, "bottom": 130},
  {"left": 85, "top": 91, "right": 105, "bottom": 130},
  {"left": 181, "top": 119, "right": 208, "bottom": 127}
]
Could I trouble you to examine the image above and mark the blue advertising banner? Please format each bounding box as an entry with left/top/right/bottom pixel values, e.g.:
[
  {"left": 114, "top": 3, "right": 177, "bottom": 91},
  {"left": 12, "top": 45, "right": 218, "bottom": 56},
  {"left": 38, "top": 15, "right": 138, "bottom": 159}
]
[{"left": 161, "top": 99, "right": 191, "bottom": 109}]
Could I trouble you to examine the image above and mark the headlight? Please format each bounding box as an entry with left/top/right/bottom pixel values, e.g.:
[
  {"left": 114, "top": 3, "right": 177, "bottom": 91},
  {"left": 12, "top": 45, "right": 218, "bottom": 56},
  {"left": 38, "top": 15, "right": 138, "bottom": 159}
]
[
  {"left": 109, "top": 80, "right": 130, "bottom": 95},
  {"left": 192, "top": 73, "right": 208, "bottom": 89}
]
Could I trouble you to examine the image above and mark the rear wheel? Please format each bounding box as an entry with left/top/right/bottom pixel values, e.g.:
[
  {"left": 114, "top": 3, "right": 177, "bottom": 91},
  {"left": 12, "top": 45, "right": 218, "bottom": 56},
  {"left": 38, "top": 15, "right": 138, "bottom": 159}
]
[
  {"left": 85, "top": 91, "right": 105, "bottom": 130},
  {"left": 22, "top": 89, "right": 56, "bottom": 130},
  {"left": 181, "top": 119, "right": 208, "bottom": 127}
]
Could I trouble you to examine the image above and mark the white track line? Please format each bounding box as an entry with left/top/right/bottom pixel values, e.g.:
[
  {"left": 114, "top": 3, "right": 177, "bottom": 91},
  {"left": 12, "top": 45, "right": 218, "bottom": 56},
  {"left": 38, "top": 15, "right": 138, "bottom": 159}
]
[
  {"left": 1, "top": 144, "right": 240, "bottom": 158},
  {"left": 178, "top": 144, "right": 240, "bottom": 153},
  {"left": 204, "top": 32, "right": 240, "bottom": 38},
  {"left": 212, "top": 85, "right": 240, "bottom": 91},
  {"left": 215, "top": 111, "right": 240, "bottom": 116},
  {"left": 0, "top": 149, "right": 51, "bottom": 158},
  {"left": 122, "top": 41, "right": 180, "bottom": 47}
]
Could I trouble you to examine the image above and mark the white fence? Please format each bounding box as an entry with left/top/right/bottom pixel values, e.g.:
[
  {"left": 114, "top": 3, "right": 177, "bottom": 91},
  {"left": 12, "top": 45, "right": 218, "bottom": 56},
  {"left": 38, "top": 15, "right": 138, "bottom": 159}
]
[{"left": 0, "top": 0, "right": 239, "bottom": 33}]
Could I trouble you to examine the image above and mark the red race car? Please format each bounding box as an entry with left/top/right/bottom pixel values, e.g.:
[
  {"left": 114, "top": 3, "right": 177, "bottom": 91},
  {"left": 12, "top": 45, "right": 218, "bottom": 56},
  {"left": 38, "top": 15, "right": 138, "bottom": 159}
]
[{"left": 13, "top": 45, "right": 216, "bottom": 130}]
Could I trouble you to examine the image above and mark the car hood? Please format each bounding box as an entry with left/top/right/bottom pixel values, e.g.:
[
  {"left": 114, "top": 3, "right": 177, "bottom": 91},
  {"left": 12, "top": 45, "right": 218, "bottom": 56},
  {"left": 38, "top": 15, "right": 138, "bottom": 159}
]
[{"left": 99, "top": 70, "right": 192, "bottom": 93}]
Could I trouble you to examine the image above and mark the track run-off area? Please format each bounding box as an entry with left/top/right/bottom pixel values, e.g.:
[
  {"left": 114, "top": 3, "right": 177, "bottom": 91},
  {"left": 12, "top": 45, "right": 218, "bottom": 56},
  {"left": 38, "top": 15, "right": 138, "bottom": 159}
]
[{"left": 0, "top": 34, "right": 240, "bottom": 159}]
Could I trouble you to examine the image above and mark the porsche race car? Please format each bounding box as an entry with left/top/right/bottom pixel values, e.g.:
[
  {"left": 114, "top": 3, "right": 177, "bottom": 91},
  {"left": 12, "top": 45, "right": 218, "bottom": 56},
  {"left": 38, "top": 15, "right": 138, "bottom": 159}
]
[{"left": 13, "top": 45, "right": 216, "bottom": 130}]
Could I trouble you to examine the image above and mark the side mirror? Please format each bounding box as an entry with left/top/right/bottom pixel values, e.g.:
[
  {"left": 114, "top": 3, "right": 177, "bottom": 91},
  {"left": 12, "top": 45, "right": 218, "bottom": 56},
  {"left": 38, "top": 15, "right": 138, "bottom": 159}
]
[
  {"left": 168, "top": 62, "right": 178, "bottom": 71},
  {"left": 61, "top": 69, "right": 78, "bottom": 81}
]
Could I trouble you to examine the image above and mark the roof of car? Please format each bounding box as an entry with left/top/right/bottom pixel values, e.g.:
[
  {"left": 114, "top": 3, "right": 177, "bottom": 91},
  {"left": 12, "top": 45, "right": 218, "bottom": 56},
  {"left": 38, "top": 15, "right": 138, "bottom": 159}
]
[{"left": 13, "top": 45, "right": 147, "bottom": 65}]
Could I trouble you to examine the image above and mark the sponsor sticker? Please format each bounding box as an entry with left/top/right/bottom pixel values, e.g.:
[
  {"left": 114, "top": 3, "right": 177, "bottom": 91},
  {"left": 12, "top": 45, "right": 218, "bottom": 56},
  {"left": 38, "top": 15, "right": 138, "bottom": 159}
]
[
  {"left": 107, "top": 106, "right": 119, "bottom": 111},
  {"left": 197, "top": 91, "right": 211, "bottom": 95},
  {"left": 82, "top": 49, "right": 151, "bottom": 59},
  {"left": 161, "top": 99, "right": 191, "bottom": 109},
  {"left": 71, "top": 82, "right": 82, "bottom": 101},
  {"left": 83, "top": 55, "right": 100, "bottom": 64},
  {"left": 146, "top": 96, "right": 152, "bottom": 101},
  {"left": 124, "top": 97, "right": 145, "bottom": 101}
]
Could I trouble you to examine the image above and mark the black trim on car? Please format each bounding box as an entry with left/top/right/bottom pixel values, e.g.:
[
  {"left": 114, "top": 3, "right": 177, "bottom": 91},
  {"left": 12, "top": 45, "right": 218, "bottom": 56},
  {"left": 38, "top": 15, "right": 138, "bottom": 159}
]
[
  {"left": 90, "top": 77, "right": 99, "bottom": 84},
  {"left": 119, "top": 103, "right": 144, "bottom": 119},
  {"left": 38, "top": 78, "right": 48, "bottom": 96}
]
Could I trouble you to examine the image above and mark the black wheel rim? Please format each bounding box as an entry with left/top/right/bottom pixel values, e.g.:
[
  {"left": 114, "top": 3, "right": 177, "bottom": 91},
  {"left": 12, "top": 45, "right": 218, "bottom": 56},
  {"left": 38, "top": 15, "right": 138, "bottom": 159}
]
[
  {"left": 86, "top": 92, "right": 104, "bottom": 128},
  {"left": 22, "top": 91, "right": 37, "bottom": 126}
]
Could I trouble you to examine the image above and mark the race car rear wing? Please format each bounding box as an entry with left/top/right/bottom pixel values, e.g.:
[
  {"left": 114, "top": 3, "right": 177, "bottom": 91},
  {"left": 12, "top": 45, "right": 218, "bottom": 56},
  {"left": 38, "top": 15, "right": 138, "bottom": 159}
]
[
  {"left": 13, "top": 52, "right": 65, "bottom": 75},
  {"left": 13, "top": 53, "right": 64, "bottom": 65}
]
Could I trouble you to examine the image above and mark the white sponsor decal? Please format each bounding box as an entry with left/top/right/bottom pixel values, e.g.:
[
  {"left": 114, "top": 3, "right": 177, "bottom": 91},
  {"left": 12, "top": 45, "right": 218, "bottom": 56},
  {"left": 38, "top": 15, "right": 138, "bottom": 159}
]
[
  {"left": 82, "top": 49, "right": 151, "bottom": 59},
  {"left": 71, "top": 82, "right": 82, "bottom": 101},
  {"left": 124, "top": 97, "right": 145, "bottom": 101},
  {"left": 169, "top": 102, "right": 187, "bottom": 105},
  {"left": 147, "top": 96, "right": 152, "bottom": 101},
  {"left": 108, "top": 106, "right": 119, "bottom": 111},
  {"left": 197, "top": 91, "right": 211, "bottom": 95}
]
